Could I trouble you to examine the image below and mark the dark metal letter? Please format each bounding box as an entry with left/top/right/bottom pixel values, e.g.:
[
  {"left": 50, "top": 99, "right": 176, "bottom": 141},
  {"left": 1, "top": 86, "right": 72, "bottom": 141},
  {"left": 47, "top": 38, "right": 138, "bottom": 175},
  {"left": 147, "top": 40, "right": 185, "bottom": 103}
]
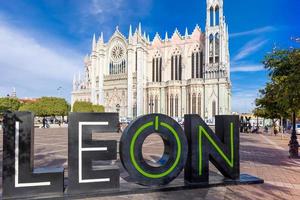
[
  {"left": 184, "top": 115, "right": 240, "bottom": 183},
  {"left": 120, "top": 114, "right": 188, "bottom": 186},
  {"left": 67, "top": 112, "right": 119, "bottom": 194},
  {"left": 2, "top": 112, "right": 64, "bottom": 199}
]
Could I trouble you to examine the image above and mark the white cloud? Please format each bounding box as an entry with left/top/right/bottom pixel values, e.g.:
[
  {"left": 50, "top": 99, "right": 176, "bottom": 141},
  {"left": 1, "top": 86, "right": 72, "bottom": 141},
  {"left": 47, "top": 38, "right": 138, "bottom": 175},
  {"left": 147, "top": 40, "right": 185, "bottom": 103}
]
[
  {"left": 231, "top": 64, "right": 265, "bottom": 72},
  {"left": 233, "top": 38, "right": 268, "bottom": 62},
  {"left": 0, "top": 20, "right": 83, "bottom": 99},
  {"left": 230, "top": 26, "right": 276, "bottom": 38}
]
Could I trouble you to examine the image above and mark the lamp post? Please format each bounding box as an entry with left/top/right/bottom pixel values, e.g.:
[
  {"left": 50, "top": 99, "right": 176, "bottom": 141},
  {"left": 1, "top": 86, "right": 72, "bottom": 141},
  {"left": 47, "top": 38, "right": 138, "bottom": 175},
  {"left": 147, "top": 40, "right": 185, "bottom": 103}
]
[
  {"left": 289, "top": 112, "right": 299, "bottom": 158},
  {"left": 289, "top": 37, "right": 299, "bottom": 158}
]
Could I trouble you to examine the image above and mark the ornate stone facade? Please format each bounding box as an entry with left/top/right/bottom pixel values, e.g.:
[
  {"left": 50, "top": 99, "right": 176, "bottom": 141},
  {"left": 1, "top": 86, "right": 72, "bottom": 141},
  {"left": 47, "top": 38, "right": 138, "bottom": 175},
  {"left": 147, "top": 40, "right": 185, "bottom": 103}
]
[{"left": 72, "top": 0, "right": 231, "bottom": 123}]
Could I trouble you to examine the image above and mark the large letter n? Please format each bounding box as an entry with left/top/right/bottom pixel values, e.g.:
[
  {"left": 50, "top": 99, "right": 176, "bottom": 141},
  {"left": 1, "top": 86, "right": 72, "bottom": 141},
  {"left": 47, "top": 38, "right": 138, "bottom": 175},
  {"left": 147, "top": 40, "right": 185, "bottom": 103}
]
[{"left": 184, "top": 115, "right": 240, "bottom": 183}]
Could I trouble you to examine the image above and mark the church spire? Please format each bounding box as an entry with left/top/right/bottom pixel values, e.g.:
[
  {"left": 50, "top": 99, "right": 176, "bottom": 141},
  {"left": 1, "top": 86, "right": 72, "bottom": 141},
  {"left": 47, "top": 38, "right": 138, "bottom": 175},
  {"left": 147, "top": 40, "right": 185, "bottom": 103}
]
[
  {"left": 185, "top": 27, "right": 189, "bottom": 38},
  {"left": 165, "top": 31, "right": 168, "bottom": 41},
  {"left": 98, "top": 32, "right": 104, "bottom": 44},
  {"left": 147, "top": 34, "right": 150, "bottom": 43},
  {"left": 138, "top": 22, "right": 142, "bottom": 35},
  {"left": 92, "top": 33, "right": 96, "bottom": 51},
  {"left": 129, "top": 24, "right": 132, "bottom": 37}
]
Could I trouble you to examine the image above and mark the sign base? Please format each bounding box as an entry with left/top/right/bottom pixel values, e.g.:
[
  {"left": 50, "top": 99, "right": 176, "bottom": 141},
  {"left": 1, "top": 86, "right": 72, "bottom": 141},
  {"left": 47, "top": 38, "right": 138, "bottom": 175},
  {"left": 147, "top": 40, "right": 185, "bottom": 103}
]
[{"left": 3, "top": 173, "right": 263, "bottom": 200}]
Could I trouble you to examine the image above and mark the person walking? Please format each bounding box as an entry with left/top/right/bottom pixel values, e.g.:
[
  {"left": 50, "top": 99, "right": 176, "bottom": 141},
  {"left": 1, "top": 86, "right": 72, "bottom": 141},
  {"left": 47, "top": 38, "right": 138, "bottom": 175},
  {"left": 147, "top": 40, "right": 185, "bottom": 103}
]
[{"left": 42, "top": 117, "right": 46, "bottom": 128}]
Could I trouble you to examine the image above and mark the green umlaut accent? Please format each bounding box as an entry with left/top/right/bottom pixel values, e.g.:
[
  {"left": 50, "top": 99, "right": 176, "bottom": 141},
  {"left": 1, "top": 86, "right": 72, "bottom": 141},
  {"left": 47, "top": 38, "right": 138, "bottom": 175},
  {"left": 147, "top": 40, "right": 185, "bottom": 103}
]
[
  {"left": 130, "top": 121, "right": 182, "bottom": 179},
  {"left": 155, "top": 116, "right": 159, "bottom": 131},
  {"left": 198, "top": 123, "right": 234, "bottom": 176}
]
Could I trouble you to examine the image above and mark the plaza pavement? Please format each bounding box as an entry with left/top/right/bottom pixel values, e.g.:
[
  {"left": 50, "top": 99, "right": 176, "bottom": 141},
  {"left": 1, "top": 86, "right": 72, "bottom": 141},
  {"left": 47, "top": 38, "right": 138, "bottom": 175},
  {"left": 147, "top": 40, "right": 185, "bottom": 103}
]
[{"left": 0, "top": 128, "right": 300, "bottom": 200}]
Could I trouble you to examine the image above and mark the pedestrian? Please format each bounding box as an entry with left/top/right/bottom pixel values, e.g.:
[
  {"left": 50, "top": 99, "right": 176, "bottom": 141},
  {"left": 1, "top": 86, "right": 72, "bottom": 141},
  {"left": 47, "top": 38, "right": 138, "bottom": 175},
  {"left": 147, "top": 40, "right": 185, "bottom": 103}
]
[{"left": 42, "top": 117, "right": 46, "bottom": 128}]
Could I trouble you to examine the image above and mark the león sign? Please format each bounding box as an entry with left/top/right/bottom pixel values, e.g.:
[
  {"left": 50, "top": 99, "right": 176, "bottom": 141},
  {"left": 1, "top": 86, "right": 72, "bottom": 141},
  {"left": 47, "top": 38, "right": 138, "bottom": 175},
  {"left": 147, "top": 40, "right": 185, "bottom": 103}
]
[{"left": 2, "top": 112, "right": 261, "bottom": 199}]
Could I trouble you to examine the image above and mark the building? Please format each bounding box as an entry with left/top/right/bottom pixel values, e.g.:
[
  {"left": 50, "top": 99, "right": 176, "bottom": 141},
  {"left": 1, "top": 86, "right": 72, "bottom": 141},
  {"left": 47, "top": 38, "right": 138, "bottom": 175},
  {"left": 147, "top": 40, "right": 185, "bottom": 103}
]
[{"left": 72, "top": 0, "right": 231, "bottom": 122}]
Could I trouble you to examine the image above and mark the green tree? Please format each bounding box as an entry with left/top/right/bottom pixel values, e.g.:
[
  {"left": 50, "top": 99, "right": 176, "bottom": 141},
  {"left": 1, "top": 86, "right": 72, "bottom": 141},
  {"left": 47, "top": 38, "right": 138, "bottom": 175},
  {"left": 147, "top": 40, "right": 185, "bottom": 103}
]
[
  {"left": 254, "top": 83, "right": 289, "bottom": 133},
  {"left": 0, "top": 97, "right": 21, "bottom": 113},
  {"left": 72, "top": 101, "right": 105, "bottom": 112},
  {"left": 92, "top": 105, "right": 105, "bottom": 112},
  {"left": 73, "top": 101, "right": 93, "bottom": 112},
  {"left": 255, "top": 48, "right": 300, "bottom": 157},
  {"left": 19, "top": 102, "right": 39, "bottom": 113},
  {"left": 19, "top": 97, "right": 69, "bottom": 117},
  {"left": 263, "top": 48, "right": 300, "bottom": 116}
]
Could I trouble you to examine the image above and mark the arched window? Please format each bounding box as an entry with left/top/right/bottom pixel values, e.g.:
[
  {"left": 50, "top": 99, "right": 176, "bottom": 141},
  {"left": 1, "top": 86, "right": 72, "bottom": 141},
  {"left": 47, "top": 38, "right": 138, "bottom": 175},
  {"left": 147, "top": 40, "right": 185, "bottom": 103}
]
[
  {"left": 192, "top": 93, "right": 197, "bottom": 114},
  {"left": 198, "top": 93, "right": 201, "bottom": 115},
  {"left": 109, "top": 59, "right": 126, "bottom": 75},
  {"left": 215, "top": 33, "right": 220, "bottom": 63},
  {"left": 175, "top": 95, "right": 178, "bottom": 117},
  {"left": 210, "top": 7, "right": 214, "bottom": 26},
  {"left": 209, "top": 34, "right": 214, "bottom": 64},
  {"left": 171, "top": 49, "right": 182, "bottom": 81},
  {"left": 155, "top": 96, "right": 158, "bottom": 113},
  {"left": 152, "top": 51, "right": 162, "bottom": 82},
  {"left": 191, "top": 45, "right": 204, "bottom": 79},
  {"left": 212, "top": 100, "right": 216, "bottom": 117},
  {"left": 215, "top": 6, "right": 220, "bottom": 26}
]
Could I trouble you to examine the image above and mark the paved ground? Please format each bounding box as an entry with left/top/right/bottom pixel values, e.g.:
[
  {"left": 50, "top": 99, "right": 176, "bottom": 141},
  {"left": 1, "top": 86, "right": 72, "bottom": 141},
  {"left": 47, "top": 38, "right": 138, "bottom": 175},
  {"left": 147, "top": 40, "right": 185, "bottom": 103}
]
[{"left": 0, "top": 128, "right": 300, "bottom": 199}]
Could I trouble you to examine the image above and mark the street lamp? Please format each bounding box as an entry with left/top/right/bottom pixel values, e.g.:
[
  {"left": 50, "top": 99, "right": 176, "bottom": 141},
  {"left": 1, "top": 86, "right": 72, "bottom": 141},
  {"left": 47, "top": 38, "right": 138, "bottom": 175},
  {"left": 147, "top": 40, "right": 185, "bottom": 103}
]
[{"left": 289, "top": 112, "right": 299, "bottom": 158}]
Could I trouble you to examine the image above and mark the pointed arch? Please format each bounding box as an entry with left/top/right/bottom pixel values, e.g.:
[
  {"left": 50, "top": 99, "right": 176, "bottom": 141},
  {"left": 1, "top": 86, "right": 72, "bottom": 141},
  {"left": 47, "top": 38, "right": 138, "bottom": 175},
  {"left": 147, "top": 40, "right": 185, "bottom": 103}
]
[
  {"left": 152, "top": 51, "right": 162, "bottom": 82},
  {"left": 215, "top": 5, "right": 220, "bottom": 26},
  {"left": 210, "top": 6, "right": 214, "bottom": 27},
  {"left": 171, "top": 48, "right": 182, "bottom": 81},
  {"left": 191, "top": 44, "right": 204, "bottom": 79}
]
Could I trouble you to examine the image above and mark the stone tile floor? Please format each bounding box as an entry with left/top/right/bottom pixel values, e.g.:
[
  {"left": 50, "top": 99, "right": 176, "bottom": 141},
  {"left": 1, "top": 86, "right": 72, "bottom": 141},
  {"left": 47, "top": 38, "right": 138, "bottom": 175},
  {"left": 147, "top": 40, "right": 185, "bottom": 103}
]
[{"left": 0, "top": 128, "right": 299, "bottom": 199}]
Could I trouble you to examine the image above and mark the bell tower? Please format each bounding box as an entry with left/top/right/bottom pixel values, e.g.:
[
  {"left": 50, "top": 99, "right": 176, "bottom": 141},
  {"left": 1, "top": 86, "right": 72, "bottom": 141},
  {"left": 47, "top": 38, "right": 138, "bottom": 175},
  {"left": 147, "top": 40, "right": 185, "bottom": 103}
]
[{"left": 205, "top": 0, "right": 229, "bottom": 78}]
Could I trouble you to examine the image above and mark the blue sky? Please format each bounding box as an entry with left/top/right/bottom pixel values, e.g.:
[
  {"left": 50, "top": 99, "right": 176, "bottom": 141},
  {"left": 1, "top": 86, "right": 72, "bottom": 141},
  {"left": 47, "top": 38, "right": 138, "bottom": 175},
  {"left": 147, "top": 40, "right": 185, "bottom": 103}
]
[{"left": 0, "top": 0, "right": 299, "bottom": 113}]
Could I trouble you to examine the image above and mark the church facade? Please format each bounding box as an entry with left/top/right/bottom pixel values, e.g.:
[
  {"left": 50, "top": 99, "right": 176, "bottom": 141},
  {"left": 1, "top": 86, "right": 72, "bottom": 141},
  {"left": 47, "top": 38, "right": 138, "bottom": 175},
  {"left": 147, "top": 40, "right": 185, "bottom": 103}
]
[{"left": 72, "top": 0, "right": 231, "bottom": 123}]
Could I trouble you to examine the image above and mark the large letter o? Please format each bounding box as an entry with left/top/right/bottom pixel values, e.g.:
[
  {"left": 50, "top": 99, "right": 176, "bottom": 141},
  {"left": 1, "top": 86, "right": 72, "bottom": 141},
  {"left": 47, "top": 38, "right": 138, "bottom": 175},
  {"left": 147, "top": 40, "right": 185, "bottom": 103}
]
[{"left": 119, "top": 114, "right": 188, "bottom": 186}]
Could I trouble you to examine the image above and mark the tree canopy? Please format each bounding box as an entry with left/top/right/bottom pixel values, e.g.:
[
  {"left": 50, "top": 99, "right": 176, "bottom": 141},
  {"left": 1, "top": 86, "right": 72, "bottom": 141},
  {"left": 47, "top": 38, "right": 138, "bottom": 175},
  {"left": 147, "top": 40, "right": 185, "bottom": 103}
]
[
  {"left": 73, "top": 101, "right": 105, "bottom": 112},
  {"left": 19, "top": 97, "right": 69, "bottom": 117},
  {"left": 255, "top": 48, "right": 300, "bottom": 119},
  {"left": 0, "top": 97, "right": 21, "bottom": 113}
]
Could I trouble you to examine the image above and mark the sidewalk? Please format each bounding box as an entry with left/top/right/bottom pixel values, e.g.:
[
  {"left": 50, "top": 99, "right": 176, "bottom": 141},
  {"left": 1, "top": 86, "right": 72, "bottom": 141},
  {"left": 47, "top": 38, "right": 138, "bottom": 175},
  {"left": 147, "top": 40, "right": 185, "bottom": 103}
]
[{"left": 222, "top": 133, "right": 300, "bottom": 200}]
